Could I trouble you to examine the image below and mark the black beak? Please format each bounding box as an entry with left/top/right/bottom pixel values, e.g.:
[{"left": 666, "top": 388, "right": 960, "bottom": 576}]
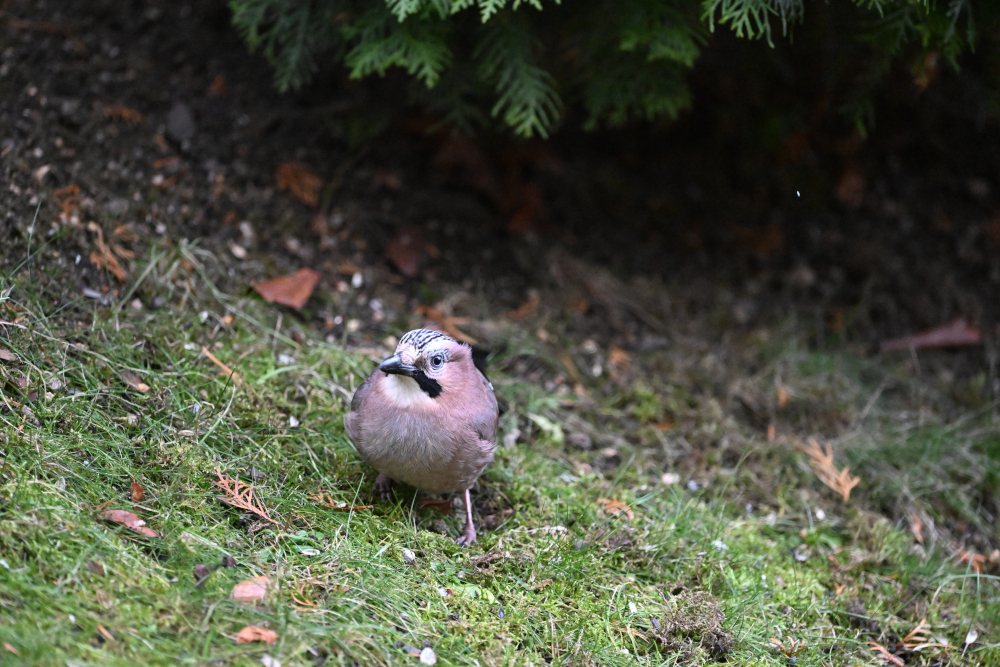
[{"left": 379, "top": 355, "right": 416, "bottom": 377}]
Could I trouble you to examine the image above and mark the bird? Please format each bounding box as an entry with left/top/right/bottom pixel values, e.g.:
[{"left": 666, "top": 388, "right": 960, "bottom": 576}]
[{"left": 344, "top": 328, "right": 498, "bottom": 546}]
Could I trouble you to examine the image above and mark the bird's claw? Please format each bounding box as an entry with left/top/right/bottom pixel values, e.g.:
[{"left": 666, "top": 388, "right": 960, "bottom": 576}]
[
  {"left": 455, "top": 525, "right": 477, "bottom": 547},
  {"left": 373, "top": 474, "right": 395, "bottom": 502}
]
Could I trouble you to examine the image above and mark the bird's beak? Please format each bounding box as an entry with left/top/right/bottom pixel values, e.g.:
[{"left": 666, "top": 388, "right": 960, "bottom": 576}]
[{"left": 379, "top": 354, "right": 416, "bottom": 377}]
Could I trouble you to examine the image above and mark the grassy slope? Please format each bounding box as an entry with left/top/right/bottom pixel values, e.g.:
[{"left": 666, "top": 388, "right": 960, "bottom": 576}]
[{"left": 0, "top": 242, "right": 998, "bottom": 666}]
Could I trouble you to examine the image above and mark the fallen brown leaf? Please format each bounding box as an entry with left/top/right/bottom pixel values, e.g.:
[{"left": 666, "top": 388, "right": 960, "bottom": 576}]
[
  {"left": 99, "top": 509, "right": 159, "bottom": 538},
  {"left": 3, "top": 642, "right": 19, "bottom": 656},
  {"left": 528, "top": 579, "right": 553, "bottom": 590},
  {"left": 597, "top": 497, "right": 634, "bottom": 520},
  {"left": 837, "top": 165, "right": 866, "bottom": 208},
  {"left": 235, "top": 625, "right": 278, "bottom": 645},
  {"left": 957, "top": 547, "right": 987, "bottom": 573},
  {"left": 252, "top": 268, "right": 321, "bottom": 310},
  {"left": 413, "top": 306, "right": 477, "bottom": 344},
  {"left": 230, "top": 575, "right": 271, "bottom": 604},
  {"left": 103, "top": 103, "right": 143, "bottom": 125},
  {"left": 802, "top": 439, "right": 860, "bottom": 501},
  {"left": 215, "top": 466, "right": 277, "bottom": 524},
  {"left": 120, "top": 370, "right": 149, "bottom": 394},
  {"left": 276, "top": 162, "right": 322, "bottom": 207},
  {"left": 0, "top": 347, "right": 16, "bottom": 362},
  {"left": 207, "top": 75, "right": 230, "bottom": 97},
  {"left": 417, "top": 498, "right": 454, "bottom": 515},
  {"left": 85, "top": 560, "right": 106, "bottom": 576},
  {"left": 111, "top": 244, "right": 135, "bottom": 260},
  {"left": 507, "top": 291, "right": 540, "bottom": 320},
  {"left": 385, "top": 226, "right": 424, "bottom": 277},
  {"left": 336, "top": 260, "right": 362, "bottom": 276},
  {"left": 96, "top": 624, "right": 115, "bottom": 642},
  {"left": 130, "top": 481, "right": 144, "bottom": 502},
  {"left": 880, "top": 318, "right": 981, "bottom": 353},
  {"left": 152, "top": 156, "right": 179, "bottom": 170}
]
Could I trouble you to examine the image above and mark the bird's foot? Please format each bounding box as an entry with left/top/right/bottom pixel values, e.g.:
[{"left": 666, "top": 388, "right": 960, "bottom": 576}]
[
  {"left": 455, "top": 522, "right": 477, "bottom": 547},
  {"left": 373, "top": 473, "right": 395, "bottom": 502},
  {"left": 454, "top": 487, "right": 477, "bottom": 546}
]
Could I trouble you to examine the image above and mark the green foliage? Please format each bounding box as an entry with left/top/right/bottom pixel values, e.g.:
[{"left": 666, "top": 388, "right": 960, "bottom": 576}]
[{"left": 230, "top": 0, "right": 992, "bottom": 137}]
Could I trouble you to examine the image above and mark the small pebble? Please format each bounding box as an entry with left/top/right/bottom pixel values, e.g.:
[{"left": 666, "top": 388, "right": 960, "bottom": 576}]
[
  {"left": 402, "top": 548, "right": 415, "bottom": 565},
  {"left": 419, "top": 647, "right": 437, "bottom": 665}
]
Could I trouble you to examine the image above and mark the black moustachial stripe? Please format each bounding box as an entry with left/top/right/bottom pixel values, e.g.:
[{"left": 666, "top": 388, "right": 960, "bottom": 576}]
[{"left": 412, "top": 370, "right": 442, "bottom": 398}]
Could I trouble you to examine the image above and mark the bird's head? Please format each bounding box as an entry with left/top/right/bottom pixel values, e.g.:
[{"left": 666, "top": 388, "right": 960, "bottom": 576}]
[{"left": 378, "top": 329, "right": 466, "bottom": 398}]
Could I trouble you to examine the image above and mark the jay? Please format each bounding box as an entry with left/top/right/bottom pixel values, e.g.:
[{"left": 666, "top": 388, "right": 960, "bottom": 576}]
[{"left": 345, "top": 329, "right": 498, "bottom": 545}]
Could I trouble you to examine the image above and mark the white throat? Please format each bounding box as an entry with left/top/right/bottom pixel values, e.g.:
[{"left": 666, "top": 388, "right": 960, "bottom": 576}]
[{"left": 381, "top": 373, "right": 435, "bottom": 408}]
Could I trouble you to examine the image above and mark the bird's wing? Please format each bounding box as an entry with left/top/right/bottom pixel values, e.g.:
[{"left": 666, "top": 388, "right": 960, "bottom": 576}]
[
  {"left": 344, "top": 371, "right": 376, "bottom": 445},
  {"left": 472, "top": 369, "right": 499, "bottom": 447}
]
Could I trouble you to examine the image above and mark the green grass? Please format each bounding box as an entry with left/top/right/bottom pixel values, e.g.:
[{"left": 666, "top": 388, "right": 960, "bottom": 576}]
[{"left": 1, "top": 241, "right": 998, "bottom": 666}]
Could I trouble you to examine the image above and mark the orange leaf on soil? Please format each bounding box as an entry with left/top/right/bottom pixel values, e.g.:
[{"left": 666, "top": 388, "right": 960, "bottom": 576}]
[
  {"left": 235, "top": 625, "right": 278, "bottom": 645},
  {"left": 507, "top": 291, "right": 540, "bottom": 320},
  {"left": 130, "top": 481, "right": 144, "bottom": 502},
  {"left": 96, "top": 625, "right": 115, "bottom": 642},
  {"left": 252, "top": 268, "right": 321, "bottom": 310},
  {"left": 417, "top": 498, "right": 454, "bottom": 515},
  {"left": 413, "top": 306, "right": 477, "bottom": 344},
  {"left": 598, "top": 497, "right": 634, "bottom": 520},
  {"left": 957, "top": 547, "right": 987, "bottom": 573},
  {"left": 837, "top": 165, "right": 866, "bottom": 208},
  {"left": 103, "top": 103, "right": 143, "bottom": 125},
  {"left": 100, "top": 509, "right": 160, "bottom": 538},
  {"left": 385, "top": 226, "right": 424, "bottom": 277},
  {"left": 230, "top": 576, "right": 271, "bottom": 603},
  {"left": 276, "top": 162, "right": 322, "bottom": 207},
  {"left": 880, "top": 318, "right": 981, "bottom": 353},
  {"left": 152, "top": 156, "right": 179, "bottom": 169},
  {"left": 207, "top": 75, "right": 230, "bottom": 97}
]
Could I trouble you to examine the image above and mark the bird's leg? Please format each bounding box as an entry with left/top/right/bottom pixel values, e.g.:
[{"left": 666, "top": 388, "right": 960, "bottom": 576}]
[
  {"left": 373, "top": 473, "right": 395, "bottom": 502},
  {"left": 455, "top": 488, "right": 477, "bottom": 546}
]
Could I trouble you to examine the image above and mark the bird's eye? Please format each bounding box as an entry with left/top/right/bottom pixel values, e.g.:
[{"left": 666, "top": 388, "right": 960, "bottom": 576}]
[{"left": 430, "top": 355, "right": 444, "bottom": 368}]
